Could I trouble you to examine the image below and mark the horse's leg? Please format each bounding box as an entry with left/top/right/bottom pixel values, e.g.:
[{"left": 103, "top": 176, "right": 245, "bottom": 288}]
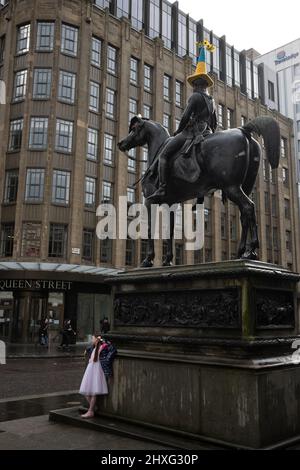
[
  {"left": 141, "top": 201, "right": 155, "bottom": 268},
  {"left": 242, "top": 137, "right": 261, "bottom": 257},
  {"left": 225, "top": 186, "right": 257, "bottom": 260},
  {"left": 163, "top": 211, "right": 174, "bottom": 266}
]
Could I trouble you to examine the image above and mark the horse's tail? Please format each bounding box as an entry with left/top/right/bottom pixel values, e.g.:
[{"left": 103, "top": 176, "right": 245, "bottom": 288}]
[{"left": 241, "top": 116, "right": 280, "bottom": 169}]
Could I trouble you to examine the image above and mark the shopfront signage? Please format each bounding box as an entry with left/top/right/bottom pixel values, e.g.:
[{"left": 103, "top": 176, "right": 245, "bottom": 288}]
[
  {"left": 0, "top": 280, "right": 72, "bottom": 291},
  {"left": 275, "top": 50, "right": 299, "bottom": 65}
]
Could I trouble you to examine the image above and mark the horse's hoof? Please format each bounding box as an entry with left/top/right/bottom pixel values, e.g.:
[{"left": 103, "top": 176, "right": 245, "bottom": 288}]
[
  {"left": 240, "top": 250, "right": 258, "bottom": 261},
  {"left": 141, "top": 259, "right": 154, "bottom": 268}
]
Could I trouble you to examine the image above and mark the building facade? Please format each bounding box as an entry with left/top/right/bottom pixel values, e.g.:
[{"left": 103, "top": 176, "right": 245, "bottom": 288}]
[
  {"left": 254, "top": 39, "right": 300, "bottom": 201},
  {"left": 0, "top": 0, "right": 299, "bottom": 343}
]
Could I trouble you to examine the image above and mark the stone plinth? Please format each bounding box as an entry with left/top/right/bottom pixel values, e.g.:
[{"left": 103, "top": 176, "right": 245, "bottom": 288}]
[{"left": 91, "top": 261, "right": 300, "bottom": 448}]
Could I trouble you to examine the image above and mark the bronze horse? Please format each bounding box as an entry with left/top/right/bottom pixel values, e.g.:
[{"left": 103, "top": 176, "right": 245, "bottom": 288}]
[{"left": 118, "top": 116, "right": 280, "bottom": 267}]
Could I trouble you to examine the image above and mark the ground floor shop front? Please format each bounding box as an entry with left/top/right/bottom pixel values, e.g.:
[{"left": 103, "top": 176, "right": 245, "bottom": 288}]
[{"left": 0, "top": 263, "right": 119, "bottom": 344}]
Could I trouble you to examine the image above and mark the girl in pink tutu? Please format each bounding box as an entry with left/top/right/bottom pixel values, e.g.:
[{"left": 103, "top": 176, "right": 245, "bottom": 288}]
[{"left": 79, "top": 334, "right": 108, "bottom": 418}]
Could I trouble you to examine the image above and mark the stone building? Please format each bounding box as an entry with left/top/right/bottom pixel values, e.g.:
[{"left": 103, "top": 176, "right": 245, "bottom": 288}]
[{"left": 0, "top": 0, "right": 299, "bottom": 343}]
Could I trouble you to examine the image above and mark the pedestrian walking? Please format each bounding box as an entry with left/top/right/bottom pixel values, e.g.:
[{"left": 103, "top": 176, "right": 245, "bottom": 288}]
[
  {"left": 79, "top": 334, "right": 108, "bottom": 419},
  {"left": 100, "top": 316, "right": 110, "bottom": 334},
  {"left": 38, "top": 317, "right": 49, "bottom": 347},
  {"left": 60, "top": 319, "right": 76, "bottom": 350}
]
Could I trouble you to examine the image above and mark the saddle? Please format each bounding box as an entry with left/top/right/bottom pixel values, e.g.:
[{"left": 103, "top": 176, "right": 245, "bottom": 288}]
[{"left": 172, "top": 133, "right": 204, "bottom": 184}]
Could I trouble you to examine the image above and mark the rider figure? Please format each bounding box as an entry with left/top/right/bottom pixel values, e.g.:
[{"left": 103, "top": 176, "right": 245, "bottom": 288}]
[{"left": 148, "top": 41, "right": 217, "bottom": 203}]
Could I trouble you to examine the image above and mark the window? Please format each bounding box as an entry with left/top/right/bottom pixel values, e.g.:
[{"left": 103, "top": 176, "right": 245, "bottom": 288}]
[
  {"left": 55, "top": 119, "right": 73, "bottom": 153},
  {"left": 163, "top": 74, "right": 171, "bottom": 101},
  {"left": 175, "top": 243, "right": 184, "bottom": 265},
  {"left": 268, "top": 80, "right": 275, "bottom": 102},
  {"left": 107, "top": 45, "right": 117, "bottom": 75},
  {"left": 227, "top": 108, "right": 234, "bottom": 128},
  {"left": 130, "top": 57, "right": 138, "bottom": 84},
  {"left": 188, "top": 19, "right": 197, "bottom": 62},
  {"left": 82, "top": 229, "right": 94, "bottom": 261},
  {"left": 89, "top": 81, "right": 100, "bottom": 112},
  {"left": 272, "top": 194, "right": 277, "bottom": 217},
  {"left": 126, "top": 239, "right": 135, "bottom": 266},
  {"left": 0, "top": 223, "right": 14, "bottom": 257},
  {"left": 204, "top": 208, "right": 212, "bottom": 235},
  {"left": 246, "top": 58, "right": 253, "bottom": 98},
  {"left": 61, "top": 24, "right": 78, "bottom": 57},
  {"left": 284, "top": 198, "right": 291, "bottom": 219},
  {"left": 127, "top": 187, "right": 135, "bottom": 204},
  {"left": 106, "top": 88, "right": 116, "bottom": 118},
  {"left": 143, "top": 104, "right": 151, "bottom": 119},
  {"left": 149, "top": 0, "right": 160, "bottom": 39},
  {"left": 4, "top": 170, "right": 18, "bottom": 203},
  {"left": 266, "top": 225, "right": 272, "bottom": 249},
  {"left": 91, "top": 36, "right": 101, "bottom": 67},
  {"left": 178, "top": 13, "right": 187, "bottom": 57},
  {"left": 282, "top": 167, "right": 289, "bottom": 186},
  {"left": 85, "top": 176, "right": 96, "bottom": 208},
  {"left": 230, "top": 215, "right": 237, "bottom": 241},
  {"left": 226, "top": 45, "right": 233, "bottom": 87},
  {"left": 212, "top": 34, "right": 220, "bottom": 78},
  {"left": 94, "top": 0, "right": 110, "bottom": 8},
  {"left": 16, "top": 24, "right": 30, "bottom": 55},
  {"left": 58, "top": 70, "right": 76, "bottom": 104},
  {"left": 52, "top": 170, "right": 70, "bottom": 205},
  {"left": 131, "top": 0, "right": 143, "bottom": 31},
  {"left": 163, "top": 113, "right": 171, "bottom": 132},
  {"left": 29, "top": 117, "right": 48, "bottom": 150},
  {"left": 234, "top": 50, "right": 241, "bottom": 88},
  {"left": 221, "top": 212, "right": 227, "bottom": 239},
  {"left": 253, "top": 64, "right": 259, "bottom": 99},
  {"left": 281, "top": 137, "right": 287, "bottom": 158},
  {"left": 175, "top": 80, "right": 183, "bottom": 107},
  {"left": 286, "top": 230, "right": 292, "bottom": 252},
  {"left": 100, "top": 238, "right": 112, "bottom": 264},
  {"left": 128, "top": 148, "right": 136, "bottom": 172},
  {"left": 273, "top": 227, "right": 279, "bottom": 250},
  {"left": 103, "top": 134, "right": 115, "bottom": 165},
  {"left": 48, "top": 224, "right": 67, "bottom": 258},
  {"left": 33, "top": 69, "right": 52, "bottom": 99},
  {"left": 36, "top": 22, "right": 54, "bottom": 51},
  {"left": 297, "top": 121, "right": 300, "bottom": 133},
  {"left": 264, "top": 192, "right": 270, "bottom": 213},
  {"left": 21, "top": 222, "right": 41, "bottom": 258},
  {"left": 87, "top": 128, "right": 98, "bottom": 160},
  {"left": 241, "top": 115, "right": 246, "bottom": 126},
  {"left": 144, "top": 64, "right": 152, "bottom": 91},
  {"left": 0, "top": 35, "right": 5, "bottom": 63},
  {"left": 129, "top": 98, "right": 138, "bottom": 122},
  {"left": 13, "top": 70, "right": 27, "bottom": 102},
  {"left": 218, "top": 104, "right": 224, "bottom": 129},
  {"left": 25, "top": 168, "right": 45, "bottom": 202},
  {"left": 8, "top": 118, "right": 23, "bottom": 151},
  {"left": 102, "top": 181, "right": 113, "bottom": 202},
  {"left": 116, "top": 0, "right": 129, "bottom": 17},
  {"left": 162, "top": 1, "right": 171, "bottom": 49}
]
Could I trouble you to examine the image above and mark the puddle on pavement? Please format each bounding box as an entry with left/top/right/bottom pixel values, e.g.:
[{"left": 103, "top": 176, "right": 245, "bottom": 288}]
[{"left": 0, "top": 394, "right": 82, "bottom": 423}]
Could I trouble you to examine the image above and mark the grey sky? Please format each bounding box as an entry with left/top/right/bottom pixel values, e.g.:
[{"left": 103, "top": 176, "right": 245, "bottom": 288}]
[{"left": 177, "top": 0, "right": 300, "bottom": 54}]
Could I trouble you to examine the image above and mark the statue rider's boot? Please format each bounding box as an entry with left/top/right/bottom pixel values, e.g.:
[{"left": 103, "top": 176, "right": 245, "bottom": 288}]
[{"left": 148, "top": 157, "right": 168, "bottom": 203}]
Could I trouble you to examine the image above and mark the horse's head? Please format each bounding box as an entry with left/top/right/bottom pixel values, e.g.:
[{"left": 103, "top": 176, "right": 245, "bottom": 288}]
[{"left": 118, "top": 115, "right": 148, "bottom": 152}]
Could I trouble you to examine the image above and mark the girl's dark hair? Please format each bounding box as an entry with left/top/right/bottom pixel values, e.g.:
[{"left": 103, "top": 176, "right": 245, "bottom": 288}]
[{"left": 93, "top": 333, "right": 102, "bottom": 363}]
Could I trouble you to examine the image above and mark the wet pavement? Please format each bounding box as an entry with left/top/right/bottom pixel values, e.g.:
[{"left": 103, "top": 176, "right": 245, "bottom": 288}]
[
  {"left": 0, "top": 393, "right": 83, "bottom": 423},
  {"left": 0, "top": 357, "right": 85, "bottom": 399},
  {"left": 0, "top": 415, "right": 170, "bottom": 450},
  {"left": 6, "top": 342, "right": 89, "bottom": 358}
]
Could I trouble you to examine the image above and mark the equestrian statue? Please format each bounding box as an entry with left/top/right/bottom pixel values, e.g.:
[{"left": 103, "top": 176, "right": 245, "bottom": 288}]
[{"left": 118, "top": 41, "right": 281, "bottom": 268}]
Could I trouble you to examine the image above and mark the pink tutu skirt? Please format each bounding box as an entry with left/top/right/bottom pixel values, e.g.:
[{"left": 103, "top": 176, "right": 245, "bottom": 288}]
[{"left": 79, "top": 360, "right": 108, "bottom": 396}]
